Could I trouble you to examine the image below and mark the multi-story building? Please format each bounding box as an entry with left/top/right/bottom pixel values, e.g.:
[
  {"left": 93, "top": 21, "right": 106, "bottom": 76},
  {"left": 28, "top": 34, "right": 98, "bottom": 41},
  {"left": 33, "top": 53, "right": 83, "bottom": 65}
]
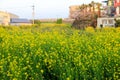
[
  {"left": 114, "top": 0, "right": 120, "bottom": 16},
  {"left": 103, "top": 0, "right": 120, "bottom": 16}
]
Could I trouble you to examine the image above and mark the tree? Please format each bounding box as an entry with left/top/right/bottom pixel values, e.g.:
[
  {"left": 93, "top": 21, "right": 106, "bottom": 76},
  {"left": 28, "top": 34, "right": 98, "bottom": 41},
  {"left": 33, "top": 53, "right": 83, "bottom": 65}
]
[
  {"left": 71, "top": 1, "right": 102, "bottom": 29},
  {"left": 96, "top": 3, "right": 102, "bottom": 17},
  {"left": 84, "top": 4, "right": 88, "bottom": 13},
  {"left": 91, "top": 1, "right": 95, "bottom": 18},
  {"left": 114, "top": 19, "right": 120, "bottom": 27},
  {"left": 34, "top": 20, "right": 41, "bottom": 25},
  {"left": 91, "top": 1, "right": 95, "bottom": 11}
]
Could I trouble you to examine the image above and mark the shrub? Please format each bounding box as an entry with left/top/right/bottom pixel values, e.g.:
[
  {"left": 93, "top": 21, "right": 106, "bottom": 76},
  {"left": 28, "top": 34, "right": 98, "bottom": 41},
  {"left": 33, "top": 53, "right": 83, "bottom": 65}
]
[
  {"left": 114, "top": 19, "right": 120, "bottom": 27},
  {"left": 34, "top": 20, "right": 41, "bottom": 25},
  {"left": 56, "top": 18, "right": 62, "bottom": 24}
]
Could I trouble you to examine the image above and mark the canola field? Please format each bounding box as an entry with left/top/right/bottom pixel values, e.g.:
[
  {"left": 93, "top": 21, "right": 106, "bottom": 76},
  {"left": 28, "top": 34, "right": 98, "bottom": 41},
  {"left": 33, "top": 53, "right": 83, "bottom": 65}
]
[{"left": 0, "top": 23, "right": 120, "bottom": 80}]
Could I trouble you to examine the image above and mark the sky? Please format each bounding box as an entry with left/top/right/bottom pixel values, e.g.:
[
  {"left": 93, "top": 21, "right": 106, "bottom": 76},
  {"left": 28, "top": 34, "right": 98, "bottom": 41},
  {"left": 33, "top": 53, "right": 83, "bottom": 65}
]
[{"left": 0, "top": 0, "right": 103, "bottom": 19}]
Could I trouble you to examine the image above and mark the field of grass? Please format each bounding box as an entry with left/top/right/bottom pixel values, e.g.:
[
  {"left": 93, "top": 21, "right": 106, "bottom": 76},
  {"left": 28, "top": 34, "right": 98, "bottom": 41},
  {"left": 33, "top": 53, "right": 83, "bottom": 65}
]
[{"left": 0, "top": 23, "right": 120, "bottom": 80}]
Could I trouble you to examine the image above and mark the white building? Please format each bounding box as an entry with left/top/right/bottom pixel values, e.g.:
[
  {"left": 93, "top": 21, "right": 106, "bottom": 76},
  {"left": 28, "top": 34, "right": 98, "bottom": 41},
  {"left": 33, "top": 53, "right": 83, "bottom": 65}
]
[
  {"left": 97, "top": 17, "right": 120, "bottom": 27},
  {"left": 97, "top": 17, "right": 115, "bottom": 27},
  {"left": 0, "top": 11, "right": 19, "bottom": 25}
]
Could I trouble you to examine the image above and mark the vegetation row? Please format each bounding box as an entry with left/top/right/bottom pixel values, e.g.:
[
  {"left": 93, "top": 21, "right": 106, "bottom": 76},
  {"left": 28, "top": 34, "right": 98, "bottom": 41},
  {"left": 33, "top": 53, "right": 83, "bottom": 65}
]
[{"left": 0, "top": 24, "right": 120, "bottom": 80}]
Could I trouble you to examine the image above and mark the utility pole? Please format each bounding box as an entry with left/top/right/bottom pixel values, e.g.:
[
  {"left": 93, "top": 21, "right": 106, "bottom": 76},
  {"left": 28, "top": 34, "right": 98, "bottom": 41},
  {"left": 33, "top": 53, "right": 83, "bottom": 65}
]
[{"left": 32, "top": 5, "right": 35, "bottom": 25}]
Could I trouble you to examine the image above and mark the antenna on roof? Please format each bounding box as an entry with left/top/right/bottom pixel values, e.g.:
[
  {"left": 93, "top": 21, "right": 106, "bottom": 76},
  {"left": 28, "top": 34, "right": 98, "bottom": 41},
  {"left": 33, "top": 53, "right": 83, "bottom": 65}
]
[{"left": 32, "top": 5, "right": 35, "bottom": 25}]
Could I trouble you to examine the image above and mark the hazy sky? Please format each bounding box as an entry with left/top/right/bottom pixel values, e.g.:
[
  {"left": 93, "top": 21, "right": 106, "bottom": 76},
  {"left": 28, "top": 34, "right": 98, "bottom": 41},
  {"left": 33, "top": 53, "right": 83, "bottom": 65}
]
[{"left": 0, "top": 0, "right": 103, "bottom": 19}]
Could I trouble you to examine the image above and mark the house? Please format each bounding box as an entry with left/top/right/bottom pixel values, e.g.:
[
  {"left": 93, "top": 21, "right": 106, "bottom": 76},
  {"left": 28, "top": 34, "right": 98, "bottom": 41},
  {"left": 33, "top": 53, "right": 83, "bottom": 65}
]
[
  {"left": 10, "top": 18, "right": 32, "bottom": 26},
  {"left": 0, "top": 10, "right": 32, "bottom": 26},
  {"left": 0, "top": 11, "right": 19, "bottom": 25},
  {"left": 0, "top": 11, "right": 10, "bottom": 25},
  {"left": 9, "top": 12, "right": 19, "bottom": 19}
]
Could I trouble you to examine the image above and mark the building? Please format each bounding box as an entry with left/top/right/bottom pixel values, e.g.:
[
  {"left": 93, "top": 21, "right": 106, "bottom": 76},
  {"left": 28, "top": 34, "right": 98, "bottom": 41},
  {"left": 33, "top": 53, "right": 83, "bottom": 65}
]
[
  {"left": 114, "top": 0, "right": 120, "bottom": 16},
  {"left": 9, "top": 12, "right": 19, "bottom": 19},
  {"left": 0, "top": 11, "right": 19, "bottom": 25},
  {"left": 97, "top": 17, "right": 115, "bottom": 27},
  {"left": 102, "top": 0, "right": 120, "bottom": 16},
  {"left": 97, "top": 0, "right": 120, "bottom": 27},
  {"left": 108, "top": 0, "right": 114, "bottom": 6},
  {"left": 0, "top": 11, "right": 10, "bottom": 25},
  {"left": 10, "top": 18, "right": 32, "bottom": 26},
  {"left": 0, "top": 10, "right": 32, "bottom": 26}
]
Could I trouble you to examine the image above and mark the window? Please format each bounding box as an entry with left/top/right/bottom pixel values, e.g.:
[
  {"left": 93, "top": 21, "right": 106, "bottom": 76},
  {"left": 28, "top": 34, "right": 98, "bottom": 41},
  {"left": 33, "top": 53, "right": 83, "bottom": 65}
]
[
  {"left": 108, "top": 19, "right": 113, "bottom": 24},
  {"left": 0, "top": 18, "right": 3, "bottom": 23},
  {"left": 102, "top": 19, "right": 107, "bottom": 24}
]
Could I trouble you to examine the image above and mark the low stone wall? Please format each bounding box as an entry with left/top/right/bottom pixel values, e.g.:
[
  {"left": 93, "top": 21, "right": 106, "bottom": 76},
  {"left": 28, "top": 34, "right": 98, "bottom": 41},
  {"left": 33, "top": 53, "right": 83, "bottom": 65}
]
[{"left": 39, "top": 18, "right": 75, "bottom": 24}]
